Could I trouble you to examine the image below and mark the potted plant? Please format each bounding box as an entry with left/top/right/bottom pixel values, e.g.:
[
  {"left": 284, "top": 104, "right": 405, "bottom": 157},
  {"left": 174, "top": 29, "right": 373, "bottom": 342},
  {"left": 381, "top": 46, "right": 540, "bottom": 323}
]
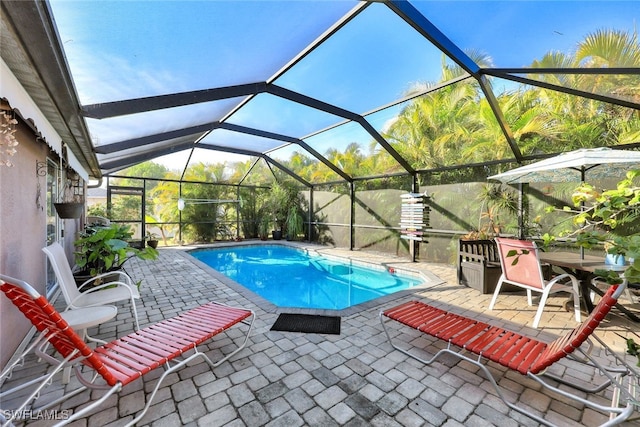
[
  {"left": 604, "top": 241, "right": 626, "bottom": 266},
  {"left": 268, "top": 183, "right": 288, "bottom": 240},
  {"left": 259, "top": 181, "right": 304, "bottom": 241},
  {"left": 74, "top": 223, "right": 159, "bottom": 286},
  {"left": 145, "top": 214, "right": 169, "bottom": 247},
  {"left": 541, "top": 171, "right": 640, "bottom": 364},
  {"left": 458, "top": 184, "right": 519, "bottom": 294},
  {"left": 145, "top": 231, "right": 159, "bottom": 249}
]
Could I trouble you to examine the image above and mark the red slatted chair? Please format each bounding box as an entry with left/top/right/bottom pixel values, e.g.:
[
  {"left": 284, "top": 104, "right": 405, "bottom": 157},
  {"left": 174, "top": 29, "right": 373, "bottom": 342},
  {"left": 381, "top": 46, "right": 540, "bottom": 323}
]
[
  {"left": 490, "top": 237, "right": 581, "bottom": 328},
  {"left": 380, "top": 282, "right": 639, "bottom": 426},
  {"left": 0, "top": 275, "right": 255, "bottom": 427}
]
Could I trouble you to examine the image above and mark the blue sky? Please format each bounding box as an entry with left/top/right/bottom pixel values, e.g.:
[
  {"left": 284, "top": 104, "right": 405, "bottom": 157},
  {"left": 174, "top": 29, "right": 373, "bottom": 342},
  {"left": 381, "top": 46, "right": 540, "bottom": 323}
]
[
  {"left": 48, "top": 0, "right": 640, "bottom": 172},
  {"left": 417, "top": 1, "right": 639, "bottom": 67}
]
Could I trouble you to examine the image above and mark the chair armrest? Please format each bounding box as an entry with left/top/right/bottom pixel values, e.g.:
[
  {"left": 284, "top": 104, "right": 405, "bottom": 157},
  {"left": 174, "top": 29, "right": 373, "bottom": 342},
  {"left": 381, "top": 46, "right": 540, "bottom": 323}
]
[
  {"left": 76, "top": 276, "right": 139, "bottom": 297},
  {"left": 68, "top": 280, "right": 137, "bottom": 308},
  {"left": 78, "top": 271, "right": 133, "bottom": 288},
  {"left": 78, "top": 271, "right": 136, "bottom": 294}
]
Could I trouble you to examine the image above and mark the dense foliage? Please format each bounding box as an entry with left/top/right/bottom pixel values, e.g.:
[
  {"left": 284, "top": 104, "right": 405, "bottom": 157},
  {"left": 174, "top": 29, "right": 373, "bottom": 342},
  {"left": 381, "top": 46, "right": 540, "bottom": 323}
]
[
  {"left": 543, "top": 170, "right": 640, "bottom": 284},
  {"left": 75, "top": 224, "right": 159, "bottom": 277}
]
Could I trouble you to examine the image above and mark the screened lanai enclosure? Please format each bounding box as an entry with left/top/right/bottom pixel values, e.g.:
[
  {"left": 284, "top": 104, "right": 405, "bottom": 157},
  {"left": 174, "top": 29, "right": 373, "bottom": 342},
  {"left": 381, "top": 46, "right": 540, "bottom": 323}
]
[{"left": 6, "top": 1, "right": 640, "bottom": 263}]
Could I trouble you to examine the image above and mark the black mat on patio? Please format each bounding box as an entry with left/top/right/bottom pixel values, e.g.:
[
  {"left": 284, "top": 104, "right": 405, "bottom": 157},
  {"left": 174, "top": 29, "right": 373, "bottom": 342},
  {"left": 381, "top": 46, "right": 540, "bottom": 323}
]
[{"left": 270, "top": 313, "right": 341, "bottom": 335}]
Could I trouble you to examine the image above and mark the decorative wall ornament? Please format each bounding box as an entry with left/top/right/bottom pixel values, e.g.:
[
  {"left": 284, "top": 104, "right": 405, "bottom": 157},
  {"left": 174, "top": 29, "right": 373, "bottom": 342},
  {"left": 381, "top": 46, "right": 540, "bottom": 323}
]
[
  {"left": 0, "top": 111, "right": 18, "bottom": 167},
  {"left": 36, "top": 160, "right": 47, "bottom": 211}
]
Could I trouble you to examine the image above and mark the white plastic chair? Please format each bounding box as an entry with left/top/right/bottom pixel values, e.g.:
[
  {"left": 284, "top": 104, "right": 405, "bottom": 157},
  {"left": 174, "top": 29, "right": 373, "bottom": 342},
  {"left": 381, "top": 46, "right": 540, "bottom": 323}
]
[
  {"left": 43, "top": 242, "right": 141, "bottom": 330},
  {"left": 490, "top": 237, "right": 581, "bottom": 328}
]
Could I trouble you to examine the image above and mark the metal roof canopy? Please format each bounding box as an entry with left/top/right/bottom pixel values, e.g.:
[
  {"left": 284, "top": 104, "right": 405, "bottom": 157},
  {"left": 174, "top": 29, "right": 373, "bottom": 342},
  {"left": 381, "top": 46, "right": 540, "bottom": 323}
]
[{"left": 2, "top": 1, "right": 639, "bottom": 184}]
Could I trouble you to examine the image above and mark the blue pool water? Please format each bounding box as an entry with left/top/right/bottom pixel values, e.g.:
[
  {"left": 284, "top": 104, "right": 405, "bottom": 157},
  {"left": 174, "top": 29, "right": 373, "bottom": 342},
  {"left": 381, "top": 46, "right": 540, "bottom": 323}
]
[{"left": 190, "top": 245, "right": 424, "bottom": 310}]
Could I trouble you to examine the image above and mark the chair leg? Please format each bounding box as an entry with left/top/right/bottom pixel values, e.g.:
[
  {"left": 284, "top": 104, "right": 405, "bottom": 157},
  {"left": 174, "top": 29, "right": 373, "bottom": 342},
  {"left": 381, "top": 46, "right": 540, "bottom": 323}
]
[
  {"left": 131, "top": 296, "right": 140, "bottom": 330},
  {"left": 625, "top": 288, "right": 636, "bottom": 304},
  {"left": 527, "top": 289, "right": 533, "bottom": 306},
  {"left": 571, "top": 281, "right": 581, "bottom": 323},
  {"left": 488, "top": 276, "right": 505, "bottom": 310},
  {"left": 532, "top": 291, "right": 549, "bottom": 328}
]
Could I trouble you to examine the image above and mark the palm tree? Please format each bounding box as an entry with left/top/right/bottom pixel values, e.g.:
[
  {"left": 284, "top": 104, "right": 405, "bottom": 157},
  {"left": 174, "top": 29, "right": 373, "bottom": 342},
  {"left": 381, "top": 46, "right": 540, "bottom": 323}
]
[
  {"left": 383, "top": 51, "right": 498, "bottom": 171},
  {"left": 385, "top": 78, "right": 480, "bottom": 169},
  {"left": 530, "top": 29, "right": 640, "bottom": 150},
  {"left": 576, "top": 28, "right": 640, "bottom": 105}
]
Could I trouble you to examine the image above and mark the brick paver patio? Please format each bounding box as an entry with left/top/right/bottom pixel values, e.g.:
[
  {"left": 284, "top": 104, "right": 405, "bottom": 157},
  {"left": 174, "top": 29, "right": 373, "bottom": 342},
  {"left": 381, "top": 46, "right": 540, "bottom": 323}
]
[{"left": 2, "top": 241, "right": 639, "bottom": 426}]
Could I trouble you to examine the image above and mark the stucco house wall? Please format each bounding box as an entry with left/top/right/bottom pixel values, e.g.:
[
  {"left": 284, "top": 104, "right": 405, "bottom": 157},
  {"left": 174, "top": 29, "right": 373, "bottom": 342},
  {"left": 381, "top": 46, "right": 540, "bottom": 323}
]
[
  {"left": 1, "top": 120, "right": 48, "bottom": 367},
  {"left": 0, "top": 107, "right": 84, "bottom": 369}
]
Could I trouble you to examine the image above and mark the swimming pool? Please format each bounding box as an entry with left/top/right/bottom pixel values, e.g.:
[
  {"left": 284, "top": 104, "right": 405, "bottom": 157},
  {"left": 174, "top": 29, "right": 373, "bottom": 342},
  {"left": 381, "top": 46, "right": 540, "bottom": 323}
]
[{"left": 190, "top": 245, "right": 425, "bottom": 310}]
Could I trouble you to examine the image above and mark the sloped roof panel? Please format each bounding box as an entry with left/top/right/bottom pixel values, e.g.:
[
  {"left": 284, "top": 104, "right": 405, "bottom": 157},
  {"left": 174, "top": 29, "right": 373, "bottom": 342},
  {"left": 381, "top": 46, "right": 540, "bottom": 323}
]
[
  {"left": 199, "top": 128, "right": 286, "bottom": 153},
  {"left": 274, "top": 3, "right": 448, "bottom": 114},
  {"left": 226, "top": 93, "right": 344, "bottom": 138},
  {"left": 48, "top": 0, "right": 357, "bottom": 103},
  {"left": 4, "top": 1, "right": 638, "bottom": 184}
]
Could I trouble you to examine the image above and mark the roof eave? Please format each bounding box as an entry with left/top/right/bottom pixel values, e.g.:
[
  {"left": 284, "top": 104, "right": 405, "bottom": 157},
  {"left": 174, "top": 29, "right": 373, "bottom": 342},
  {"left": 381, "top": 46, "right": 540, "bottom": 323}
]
[{"left": 1, "top": 0, "right": 100, "bottom": 178}]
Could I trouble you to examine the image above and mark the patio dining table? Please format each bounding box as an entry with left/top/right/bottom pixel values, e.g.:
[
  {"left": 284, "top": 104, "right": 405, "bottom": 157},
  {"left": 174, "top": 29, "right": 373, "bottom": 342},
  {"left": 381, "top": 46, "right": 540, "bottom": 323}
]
[{"left": 539, "top": 251, "right": 639, "bottom": 322}]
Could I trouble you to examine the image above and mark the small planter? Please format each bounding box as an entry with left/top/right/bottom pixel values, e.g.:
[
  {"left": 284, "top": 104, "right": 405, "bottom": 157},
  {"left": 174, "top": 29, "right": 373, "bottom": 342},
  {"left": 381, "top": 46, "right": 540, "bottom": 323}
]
[
  {"left": 605, "top": 254, "right": 625, "bottom": 266},
  {"left": 272, "top": 230, "right": 282, "bottom": 240},
  {"left": 128, "top": 240, "right": 145, "bottom": 249},
  {"left": 54, "top": 202, "right": 84, "bottom": 219},
  {"left": 147, "top": 239, "right": 159, "bottom": 249}
]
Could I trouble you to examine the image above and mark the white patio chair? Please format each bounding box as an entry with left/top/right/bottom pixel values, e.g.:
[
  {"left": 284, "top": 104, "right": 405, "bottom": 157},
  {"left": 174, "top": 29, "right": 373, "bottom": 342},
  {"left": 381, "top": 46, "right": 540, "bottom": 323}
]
[{"left": 42, "top": 242, "right": 141, "bottom": 330}]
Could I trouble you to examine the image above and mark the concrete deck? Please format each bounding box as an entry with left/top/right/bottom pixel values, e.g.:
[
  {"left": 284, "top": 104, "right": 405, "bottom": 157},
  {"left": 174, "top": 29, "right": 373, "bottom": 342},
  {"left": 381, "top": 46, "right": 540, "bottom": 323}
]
[{"left": 2, "top": 241, "right": 640, "bottom": 426}]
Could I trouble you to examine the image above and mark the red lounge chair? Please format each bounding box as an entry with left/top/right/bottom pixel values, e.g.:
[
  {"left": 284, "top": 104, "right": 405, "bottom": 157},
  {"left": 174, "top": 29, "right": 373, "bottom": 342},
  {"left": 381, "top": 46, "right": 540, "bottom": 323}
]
[
  {"left": 380, "top": 282, "right": 639, "bottom": 426},
  {"left": 0, "top": 276, "right": 255, "bottom": 426}
]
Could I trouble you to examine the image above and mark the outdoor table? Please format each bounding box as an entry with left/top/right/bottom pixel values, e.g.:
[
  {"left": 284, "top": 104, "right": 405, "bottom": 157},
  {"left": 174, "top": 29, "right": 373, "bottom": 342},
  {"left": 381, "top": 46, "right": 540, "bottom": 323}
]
[
  {"left": 539, "top": 251, "right": 639, "bottom": 322},
  {"left": 61, "top": 305, "right": 118, "bottom": 343},
  {"left": 59, "top": 305, "right": 118, "bottom": 383}
]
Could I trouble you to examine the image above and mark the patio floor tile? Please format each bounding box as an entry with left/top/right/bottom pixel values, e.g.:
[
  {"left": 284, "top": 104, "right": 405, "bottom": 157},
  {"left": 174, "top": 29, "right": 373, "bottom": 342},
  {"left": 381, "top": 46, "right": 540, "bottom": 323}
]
[{"left": 2, "top": 241, "right": 639, "bottom": 426}]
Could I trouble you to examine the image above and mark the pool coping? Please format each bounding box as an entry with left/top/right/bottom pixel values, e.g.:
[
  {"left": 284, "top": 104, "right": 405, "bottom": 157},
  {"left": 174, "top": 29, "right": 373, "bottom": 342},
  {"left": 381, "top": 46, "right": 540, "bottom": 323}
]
[{"left": 174, "top": 240, "right": 445, "bottom": 317}]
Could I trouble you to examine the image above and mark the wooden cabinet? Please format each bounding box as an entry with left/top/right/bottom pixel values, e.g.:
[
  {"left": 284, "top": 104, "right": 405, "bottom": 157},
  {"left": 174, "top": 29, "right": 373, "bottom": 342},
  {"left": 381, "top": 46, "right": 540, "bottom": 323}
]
[{"left": 457, "top": 239, "right": 503, "bottom": 294}]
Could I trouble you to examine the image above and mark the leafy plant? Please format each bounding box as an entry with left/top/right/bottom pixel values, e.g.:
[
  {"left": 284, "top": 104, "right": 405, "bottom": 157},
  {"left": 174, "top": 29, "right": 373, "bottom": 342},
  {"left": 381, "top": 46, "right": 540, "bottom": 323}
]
[
  {"left": 538, "top": 171, "right": 640, "bottom": 369},
  {"left": 145, "top": 231, "right": 159, "bottom": 240},
  {"left": 286, "top": 206, "right": 304, "bottom": 240},
  {"left": 259, "top": 181, "right": 304, "bottom": 234},
  {"left": 625, "top": 338, "right": 640, "bottom": 367},
  {"left": 466, "top": 184, "right": 519, "bottom": 239},
  {"left": 258, "top": 216, "right": 270, "bottom": 239},
  {"left": 615, "top": 332, "right": 640, "bottom": 367},
  {"left": 75, "top": 224, "right": 159, "bottom": 277},
  {"left": 543, "top": 170, "right": 640, "bottom": 284}
]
